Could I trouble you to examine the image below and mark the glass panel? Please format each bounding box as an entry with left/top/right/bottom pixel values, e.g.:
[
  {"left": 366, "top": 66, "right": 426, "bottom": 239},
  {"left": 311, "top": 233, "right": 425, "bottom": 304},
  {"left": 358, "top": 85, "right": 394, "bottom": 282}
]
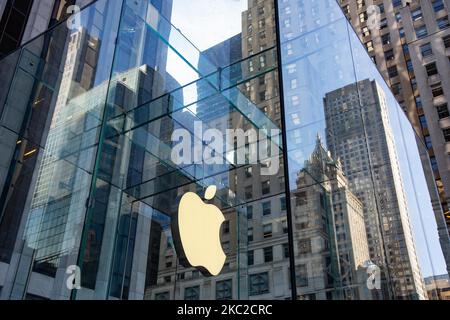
[
  {"left": 0, "top": 0, "right": 124, "bottom": 299},
  {"left": 0, "top": 0, "right": 447, "bottom": 301},
  {"left": 349, "top": 21, "right": 448, "bottom": 299},
  {"left": 71, "top": 0, "right": 287, "bottom": 300},
  {"left": 278, "top": 0, "right": 448, "bottom": 300}
]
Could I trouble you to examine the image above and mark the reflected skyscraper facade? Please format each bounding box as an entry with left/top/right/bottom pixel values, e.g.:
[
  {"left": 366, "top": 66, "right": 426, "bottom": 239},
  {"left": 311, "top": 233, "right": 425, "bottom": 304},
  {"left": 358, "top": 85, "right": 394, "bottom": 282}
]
[
  {"left": 0, "top": 0, "right": 446, "bottom": 300},
  {"left": 324, "top": 79, "right": 426, "bottom": 299}
]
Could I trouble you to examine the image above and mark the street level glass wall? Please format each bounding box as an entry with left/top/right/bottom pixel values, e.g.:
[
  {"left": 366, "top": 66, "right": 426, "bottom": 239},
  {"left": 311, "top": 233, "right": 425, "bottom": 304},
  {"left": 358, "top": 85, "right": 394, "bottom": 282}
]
[
  {"left": 278, "top": 0, "right": 447, "bottom": 300},
  {"left": 0, "top": 0, "right": 291, "bottom": 300},
  {"left": 0, "top": 0, "right": 124, "bottom": 300},
  {"left": 0, "top": 0, "right": 446, "bottom": 300}
]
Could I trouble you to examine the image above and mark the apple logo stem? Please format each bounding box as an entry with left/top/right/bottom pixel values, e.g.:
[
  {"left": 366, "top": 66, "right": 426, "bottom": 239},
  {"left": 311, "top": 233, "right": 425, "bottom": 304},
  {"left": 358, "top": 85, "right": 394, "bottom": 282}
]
[{"left": 172, "top": 186, "right": 226, "bottom": 276}]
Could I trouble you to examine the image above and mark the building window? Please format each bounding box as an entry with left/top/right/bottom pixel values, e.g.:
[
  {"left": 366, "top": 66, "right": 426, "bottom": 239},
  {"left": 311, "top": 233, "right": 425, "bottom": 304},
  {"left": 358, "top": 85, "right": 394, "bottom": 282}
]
[
  {"left": 406, "top": 59, "right": 414, "bottom": 72},
  {"left": 411, "top": 8, "right": 423, "bottom": 21},
  {"left": 366, "top": 41, "right": 374, "bottom": 52},
  {"left": 263, "top": 247, "right": 273, "bottom": 262},
  {"left": 258, "top": 6, "right": 265, "bottom": 16},
  {"left": 247, "top": 205, "right": 253, "bottom": 219},
  {"left": 184, "top": 286, "right": 200, "bottom": 300},
  {"left": 0, "top": 0, "right": 35, "bottom": 58},
  {"left": 443, "top": 35, "right": 450, "bottom": 48},
  {"left": 359, "top": 12, "right": 367, "bottom": 23},
  {"left": 424, "top": 135, "right": 433, "bottom": 149},
  {"left": 411, "top": 77, "right": 417, "bottom": 91},
  {"left": 261, "top": 180, "right": 270, "bottom": 194},
  {"left": 286, "top": 63, "right": 296, "bottom": 74},
  {"left": 343, "top": 4, "right": 350, "bottom": 14},
  {"left": 248, "top": 227, "right": 253, "bottom": 242},
  {"left": 437, "top": 16, "right": 450, "bottom": 30},
  {"left": 298, "top": 239, "right": 312, "bottom": 254},
  {"left": 245, "top": 166, "right": 253, "bottom": 177},
  {"left": 380, "top": 18, "right": 387, "bottom": 30},
  {"left": 393, "top": 0, "right": 402, "bottom": 7},
  {"left": 430, "top": 156, "right": 439, "bottom": 171},
  {"left": 263, "top": 223, "right": 272, "bottom": 238},
  {"left": 432, "top": 0, "right": 445, "bottom": 12},
  {"left": 426, "top": 62, "right": 438, "bottom": 76},
  {"left": 362, "top": 26, "right": 370, "bottom": 37},
  {"left": 437, "top": 104, "right": 450, "bottom": 119},
  {"left": 222, "top": 241, "right": 230, "bottom": 253},
  {"left": 296, "top": 265, "right": 308, "bottom": 287},
  {"left": 357, "top": 0, "right": 365, "bottom": 9},
  {"left": 395, "top": 12, "right": 402, "bottom": 22},
  {"left": 431, "top": 83, "right": 444, "bottom": 97},
  {"left": 391, "top": 83, "right": 402, "bottom": 95},
  {"left": 249, "top": 272, "right": 269, "bottom": 296},
  {"left": 387, "top": 66, "right": 398, "bottom": 78},
  {"left": 247, "top": 36, "right": 253, "bottom": 46},
  {"left": 415, "top": 96, "right": 422, "bottom": 108},
  {"left": 155, "top": 292, "right": 170, "bottom": 300},
  {"left": 443, "top": 128, "right": 450, "bottom": 142},
  {"left": 282, "top": 219, "right": 288, "bottom": 233},
  {"left": 384, "top": 49, "right": 395, "bottom": 61},
  {"left": 419, "top": 115, "right": 428, "bottom": 129},
  {"left": 259, "top": 91, "right": 266, "bottom": 102},
  {"left": 280, "top": 197, "right": 286, "bottom": 211},
  {"left": 216, "top": 279, "right": 232, "bottom": 300},
  {"left": 262, "top": 201, "right": 271, "bottom": 216},
  {"left": 415, "top": 25, "right": 428, "bottom": 39},
  {"left": 382, "top": 33, "right": 391, "bottom": 45},
  {"left": 248, "top": 250, "right": 254, "bottom": 266},
  {"left": 245, "top": 186, "right": 253, "bottom": 199},
  {"left": 283, "top": 243, "right": 289, "bottom": 258},
  {"left": 279, "top": 176, "right": 285, "bottom": 189},
  {"left": 420, "top": 43, "right": 433, "bottom": 57},
  {"left": 402, "top": 43, "right": 409, "bottom": 54},
  {"left": 296, "top": 191, "right": 307, "bottom": 206},
  {"left": 399, "top": 27, "right": 405, "bottom": 38},
  {"left": 223, "top": 220, "right": 230, "bottom": 234}
]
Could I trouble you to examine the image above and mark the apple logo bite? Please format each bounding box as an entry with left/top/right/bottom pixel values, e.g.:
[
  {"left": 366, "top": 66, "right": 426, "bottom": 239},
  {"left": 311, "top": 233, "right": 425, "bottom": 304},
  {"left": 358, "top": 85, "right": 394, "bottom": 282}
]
[{"left": 172, "top": 185, "right": 226, "bottom": 276}]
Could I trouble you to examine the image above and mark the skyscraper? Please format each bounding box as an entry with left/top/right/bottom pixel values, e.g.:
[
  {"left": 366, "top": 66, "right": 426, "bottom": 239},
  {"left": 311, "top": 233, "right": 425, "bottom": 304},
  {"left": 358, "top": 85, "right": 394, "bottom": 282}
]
[
  {"left": 324, "top": 78, "right": 426, "bottom": 299},
  {"left": 0, "top": 0, "right": 446, "bottom": 300},
  {"left": 340, "top": 0, "right": 450, "bottom": 275},
  {"left": 293, "top": 136, "right": 371, "bottom": 299}
]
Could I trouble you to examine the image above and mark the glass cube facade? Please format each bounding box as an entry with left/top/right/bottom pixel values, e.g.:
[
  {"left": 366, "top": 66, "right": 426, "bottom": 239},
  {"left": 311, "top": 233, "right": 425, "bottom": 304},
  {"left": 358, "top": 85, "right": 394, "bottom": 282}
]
[{"left": 0, "top": 0, "right": 447, "bottom": 300}]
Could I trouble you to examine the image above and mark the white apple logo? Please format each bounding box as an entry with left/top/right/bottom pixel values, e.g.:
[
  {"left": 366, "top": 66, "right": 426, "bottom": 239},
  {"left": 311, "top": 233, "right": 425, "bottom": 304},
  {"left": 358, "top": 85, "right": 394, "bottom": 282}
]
[{"left": 172, "top": 185, "right": 226, "bottom": 276}]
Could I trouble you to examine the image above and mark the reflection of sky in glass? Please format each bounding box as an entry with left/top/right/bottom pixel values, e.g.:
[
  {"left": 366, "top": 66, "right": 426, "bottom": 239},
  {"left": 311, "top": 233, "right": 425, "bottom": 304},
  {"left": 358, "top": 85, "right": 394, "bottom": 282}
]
[{"left": 166, "top": 0, "right": 247, "bottom": 87}]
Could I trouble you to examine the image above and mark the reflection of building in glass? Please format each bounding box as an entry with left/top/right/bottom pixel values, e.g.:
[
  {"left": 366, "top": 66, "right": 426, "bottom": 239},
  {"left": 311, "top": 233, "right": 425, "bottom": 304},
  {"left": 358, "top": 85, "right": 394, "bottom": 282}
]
[
  {"left": 145, "top": 0, "right": 289, "bottom": 300},
  {"left": 341, "top": 1, "right": 450, "bottom": 272},
  {"left": 238, "top": 0, "right": 289, "bottom": 300},
  {"left": 329, "top": 154, "right": 371, "bottom": 299},
  {"left": 25, "top": 27, "right": 102, "bottom": 276},
  {"left": 424, "top": 273, "right": 450, "bottom": 300},
  {"left": 324, "top": 79, "right": 427, "bottom": 299},
  {"left": 293, "top": 136, "right": 371, "bottom": 300},
  {"left": 0, "top": 0, "right": 444, "bottom": 301}
]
